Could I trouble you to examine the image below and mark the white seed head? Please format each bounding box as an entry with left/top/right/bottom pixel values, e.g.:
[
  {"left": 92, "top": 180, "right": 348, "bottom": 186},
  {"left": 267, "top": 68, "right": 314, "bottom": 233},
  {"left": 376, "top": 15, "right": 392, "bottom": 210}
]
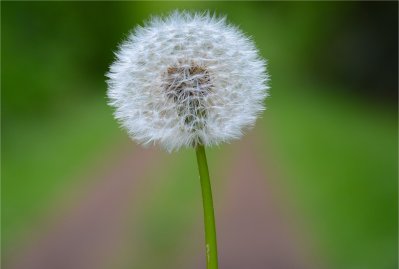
[{"left": 107, "top": 11, "right": 270, "bottom": 152}]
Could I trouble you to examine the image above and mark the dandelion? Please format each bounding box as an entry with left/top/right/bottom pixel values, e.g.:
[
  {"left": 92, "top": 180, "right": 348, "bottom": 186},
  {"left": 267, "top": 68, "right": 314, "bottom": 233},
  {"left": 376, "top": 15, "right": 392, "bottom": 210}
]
[{"left": 106, "top": 11, "right": 269, "bottom": 269}]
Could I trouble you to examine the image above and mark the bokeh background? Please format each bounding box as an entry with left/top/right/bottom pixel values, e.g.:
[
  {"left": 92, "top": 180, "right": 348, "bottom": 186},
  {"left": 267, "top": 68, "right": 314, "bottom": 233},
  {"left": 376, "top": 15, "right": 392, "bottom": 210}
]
[{"left": 2, "top": 2, "right": 397, "bottom": 269}]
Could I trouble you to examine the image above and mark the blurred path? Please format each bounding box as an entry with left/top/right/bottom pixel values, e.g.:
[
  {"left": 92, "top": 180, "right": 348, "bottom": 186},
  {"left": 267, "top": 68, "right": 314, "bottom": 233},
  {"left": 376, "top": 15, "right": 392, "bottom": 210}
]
[
  {"left": 6, "top": 145, "right": 163, "bottom": 269},
  {"left": 7, "top": 136, "right": 317, "bottom": 269},
  {"left": 178, "top": 135, "right": 316, "bottom": 269}
]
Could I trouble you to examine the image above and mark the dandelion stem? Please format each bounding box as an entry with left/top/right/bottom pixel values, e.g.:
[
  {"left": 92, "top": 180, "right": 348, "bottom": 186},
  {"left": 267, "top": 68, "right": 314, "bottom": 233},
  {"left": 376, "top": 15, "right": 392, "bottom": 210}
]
[{"left": 196, "top": 145, "right": 218, "bottom": 269}]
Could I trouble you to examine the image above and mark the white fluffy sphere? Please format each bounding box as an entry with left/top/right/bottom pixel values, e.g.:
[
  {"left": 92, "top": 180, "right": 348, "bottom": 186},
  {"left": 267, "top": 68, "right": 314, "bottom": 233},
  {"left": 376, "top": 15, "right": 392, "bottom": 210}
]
[{"left": 107, "top": 11, "right": 269, "bottom": 152}]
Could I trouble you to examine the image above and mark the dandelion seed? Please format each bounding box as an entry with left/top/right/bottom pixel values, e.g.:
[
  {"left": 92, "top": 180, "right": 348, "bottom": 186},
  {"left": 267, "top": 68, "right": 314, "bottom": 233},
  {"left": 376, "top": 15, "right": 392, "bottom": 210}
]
[{"left": 106, "top": 11, "right": 269, "bottom": 152}]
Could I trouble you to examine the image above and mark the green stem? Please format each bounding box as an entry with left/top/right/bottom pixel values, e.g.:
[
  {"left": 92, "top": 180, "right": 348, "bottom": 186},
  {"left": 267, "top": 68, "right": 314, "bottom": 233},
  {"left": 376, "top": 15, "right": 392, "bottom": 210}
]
[{"left": 195, "top": 145, "right": 218, "bottom": 269}]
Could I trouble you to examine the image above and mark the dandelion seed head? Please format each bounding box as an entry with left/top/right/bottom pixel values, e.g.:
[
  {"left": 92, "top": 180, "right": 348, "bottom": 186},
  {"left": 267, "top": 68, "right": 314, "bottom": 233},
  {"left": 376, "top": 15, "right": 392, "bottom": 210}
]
[{"left": 107, "top": 11, "right": 270, "bottom": 152}]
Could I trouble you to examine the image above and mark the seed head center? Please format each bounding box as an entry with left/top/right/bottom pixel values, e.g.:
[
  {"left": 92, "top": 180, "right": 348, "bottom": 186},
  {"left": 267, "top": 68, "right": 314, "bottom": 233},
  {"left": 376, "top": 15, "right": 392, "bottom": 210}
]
[
  {"left": 163, "top": 62, "right": 212, "bottom": 131},
  {"left": 164, "top": 63, "right": 212, "bottom": 102}
]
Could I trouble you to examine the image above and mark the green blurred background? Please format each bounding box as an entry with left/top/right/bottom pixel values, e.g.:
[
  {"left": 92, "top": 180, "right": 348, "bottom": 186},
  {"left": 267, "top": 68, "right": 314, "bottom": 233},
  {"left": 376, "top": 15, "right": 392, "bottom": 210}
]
[{"left": 2, "top": 2, "right": 397, "bottom": 269}]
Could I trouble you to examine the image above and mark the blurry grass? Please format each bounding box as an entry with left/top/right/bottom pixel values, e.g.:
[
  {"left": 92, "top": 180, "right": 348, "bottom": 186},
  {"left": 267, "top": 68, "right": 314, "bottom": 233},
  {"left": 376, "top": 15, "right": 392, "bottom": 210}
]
[
  {"left": 2, "top": 95, "right": 124, "bottom": 251},
  {"left": 135, "top": 150, "right": 201, "bottom": 269},
  {"left": 262, "top": 80, "right": 397, "bottom": 269}
]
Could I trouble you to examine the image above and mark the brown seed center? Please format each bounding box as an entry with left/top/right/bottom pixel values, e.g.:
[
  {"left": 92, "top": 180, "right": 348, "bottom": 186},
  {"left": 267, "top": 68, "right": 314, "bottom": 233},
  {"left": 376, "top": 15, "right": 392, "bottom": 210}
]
[
  {"left": 163, "top": 62, "right": 212, "bottom": 131},
  {"left": 164, "top": 63, "right": 212, "bottom": 102}
]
